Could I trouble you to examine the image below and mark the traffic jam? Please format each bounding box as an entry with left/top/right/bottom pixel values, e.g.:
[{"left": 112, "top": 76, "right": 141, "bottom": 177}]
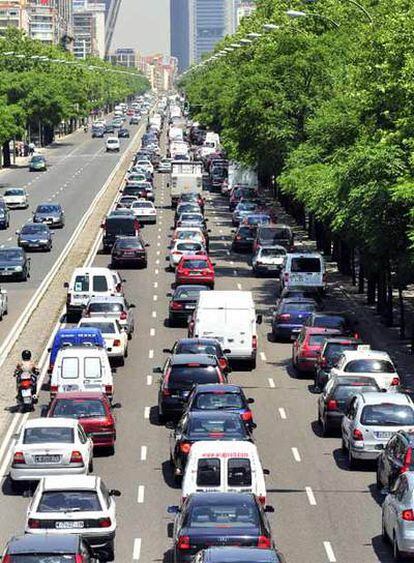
[{"left": 1, "top": 93, "right": 414, "bottom": 562}]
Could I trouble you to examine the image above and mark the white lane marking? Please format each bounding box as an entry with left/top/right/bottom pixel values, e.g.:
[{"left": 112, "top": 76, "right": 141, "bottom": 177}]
[
  {"left": 227, "top": 250, "right": 230, "bottom": 255},
  {"left": 137, "top": 485, "right": 145, "bottom": 503},
  {"left": 146, "top": 375, "right": 152, "bottom": 386},
  {"left": 157, "top": 242, "right": 160, "bottom": 247},
  {"left": 153, "top": 295, "right": 158, "bottom": 301},
  {"left": 237, "top": 283, "right": 242, "bottom": 290},
  {"left": 158, "top": 227, "right": 161, "bottom": 232},
  {"left": 155, "top": 269, "right": 159, "bottom": 275},
  {"left": 323, "top": 542, "right": 337, "bottom": 562},
  {"left": 157, "top": 234, "right": 161, "bottom": 239},
  {"left": 133, "top": 538, "right": 142, "bottom": 560},
  {"left": 7, "top": 237, "right": 11, "bottom": 241},
  {"left": 140, "top": 446, "right": 147, "bottom": 461},
  {"left": 230, "top": 261, "right": 234, "bottom": 265},
  {"left": 156, "top": 251, "right": 160, "bottom": 256},
  {"left": 152, "top": 311, "right": 157, "bottom": 318},
  {"left": 144, "top": 406, "right": 150, "bottom": 419},
  {"left": 148, "top": 349, "right": 154, "bottom": 359},
  {"left": 278, "top": 408, "right": 287, "bottom": 419},
  {"left": 305, "top": 486, "right": 317, "bottom": 506},
  {"left": 150, "top": 328, "right": 155, "bottom": 336},
  {"left": 292, "top": 447, "right": 301, "bottom": 462},
  {"left": 153, "top": 281, "right": 158, "bottom": 288},
  {"left": 260, "top": 352, "right": 267, "bottom": 362},
  {"left": 233, "top": 269, "right": 237, "bottom": 276},
  {"left": 268, "top": 378, "right": 275, "bottom": 388},
  {"left": 219, "top": 229, "right": 223, "bottom": 234}
]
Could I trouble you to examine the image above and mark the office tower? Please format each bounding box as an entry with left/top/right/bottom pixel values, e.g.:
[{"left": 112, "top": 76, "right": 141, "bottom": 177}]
[{"left": 170, "top": 0, "right": 190, "bottom": 72}]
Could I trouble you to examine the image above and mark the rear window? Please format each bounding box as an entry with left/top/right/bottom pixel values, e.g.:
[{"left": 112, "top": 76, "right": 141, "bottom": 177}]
[
  {"left": 81, "top": 322, "right": 116, "bottom": 334},
  {"left": 89, "top": 302, "right": 123, "bottom": 313},
  {"left": 52, "top": 398, "right": 106, "bottom": 418},
  {"left": 73, "top": 275, "right": 89, "bottom": 292},
  {"left": 259, "top": 227, "right": 292, "bottom": 242},
  {"left": 116, "top": 239, "right": 143, "bottom": 249},
  {"left": 38, "top": 491, "right": 101, "bottom": 513},
  {"left": 182, "top": 259, "right": 208, "bottom": 269},
  {"left": 325, "top": 342, "right": 358, "bottom": 360},
  {"left": 228, "top": 458, "right": 252, "bottom": 487},
  {"left": 84, "top": 357, "right": 102, "bottom": 379},
  {"left": 308, "top": 335, "right": 329, "bottom": 346},
  {"left": 194, "top": 392, "right": 243, "bottom": 410},
  {"left": 23, "top": 427, "right": 74, "bottom": 444},
  {"left": 360, "top": 405, "right": 414, "bottom": 426},
  {"left": 238, "top": 227, "right": 255, "bottom": 237},
  {"left": 61, "top": 357, "right": 79, "bottom": 379},
  {"left": 92, "top": 276, "right": 108, "bottom": 292},
  {"left": 196, "top": 458, "right": 221, "bottom": 487},
  {"left": 313, "top": 316, "right": 344, "bottom": 330},
  {"left": 187, "top": 500, "right": 259, "bottom": 528},
  {"left": 188, "top": 416, "right": 246, "bottom": 438},
  {"left": 345, "top": 359, "right": 395, "bottom": 373},
  {"left": 291, "top": 257, "right": 321, "bottom": 273},
  {"left": 177, "top": 242, "right": 202, "bottom": 252},
  {"left": 260, "top": 248, "right": 286, "bottom": 257},
  {"left": 283, "top": 303, "right": 316, "bottom": 313},
  {"left": 332, "top": 384, "right": 378, "bottom": 400},
  {"left": 106, "top": 218, "right": 135, "bottom": 235},
  {"left": 169, "top": 366, "right": 219, "bottom": 388},
  {"left": 133, "top": 202, "right": 153, "bottom": 208},
  {"left": 175, "top": 287, "right": 208, "bottom": 299}
]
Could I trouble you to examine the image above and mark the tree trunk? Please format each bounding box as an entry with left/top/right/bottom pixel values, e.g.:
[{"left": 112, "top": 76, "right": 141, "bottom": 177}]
[
  {"left": 358, "top": 261, "right": 365, "bottom": 294},
  {"left": 385, "top": 267, "right": 393, "bottom": 327},
  {"left": 398, "top": 285, "right": 405, "bottom": 339},
  {"left": 367, "top": 274, "right": 376, "bottom": 305},
  {"left": 2, "top": 141, "right": 11, "bottom": 168}
]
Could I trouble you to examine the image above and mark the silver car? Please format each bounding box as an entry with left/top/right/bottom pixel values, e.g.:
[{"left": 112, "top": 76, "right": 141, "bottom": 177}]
[
  {"left": 341, "top": 392, "right": 414, "bottom": 468},
  {"left": 82, "top": 295, "right": 135, "bottom": 338},
  {"left": 382, "top": 471, "right": 414, "bottom": 558}
]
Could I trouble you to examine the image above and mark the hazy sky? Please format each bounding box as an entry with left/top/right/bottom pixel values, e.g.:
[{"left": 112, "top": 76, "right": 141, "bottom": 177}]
[{"left": 111, "top": 0, "right": 170, "bottom": 55}]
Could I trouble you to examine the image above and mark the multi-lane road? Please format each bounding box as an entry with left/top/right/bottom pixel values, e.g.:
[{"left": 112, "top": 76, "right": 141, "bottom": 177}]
[{"left": 0, "top": 124, "right": 396, "bottom": 562}]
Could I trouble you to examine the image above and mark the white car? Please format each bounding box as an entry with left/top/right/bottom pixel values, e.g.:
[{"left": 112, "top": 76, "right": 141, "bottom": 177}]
[
  {"left": 25, "top": 475, "right": 120, "bottom": 555},
  {"left": 3, "top": 187, "right": 29, "bottom": 209},
  {"left": 158, "top": 158, "right": 172, "bottom": 173},
  {"left": 10, "top": 418, "right": 93, "bottom": 489},
  {"left": 329, "top": 349, "right": 400, "bottom": 390},
  {"left": 78, "top": 317, "right": 128, "bottom": 364},
  {"left": 172, "top": 227, "right": 206, "bottom": 246},
  {"left": 106, "top": 137, "right": 120, "bottom": 152},
  {"left": 130, "top": 199, "right": 157, "bottom": 224},
  {"left": 135, "top": 159, "right": 153, "bottom": 174},
  {"left": 169, "top": 239, "right": 205, "bottom": 269},
  {"left": 252, "top": 246, "right": 287, "bottom": 276}
]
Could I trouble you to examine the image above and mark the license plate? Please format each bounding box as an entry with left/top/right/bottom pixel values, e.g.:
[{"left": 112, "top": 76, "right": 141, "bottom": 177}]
[
  {"left": 375, "top": 432, "right": 392, "bottom": 439},
  {"left": 185, "top": 304, "right": 194, "bottom": 310},
  {"left": 1, "top": 272, "right": 13, "bottom": 276},
  {"left": 189, "top": 272, "right": 202, "bottom": 276},
  {"left": 55, "top": 521, "right": 84, "bottom": 529},
  {"left": 63, "top": 385, "right": 78, "bottom": 392},
  {"left": 21, "top": 389, "right": 32, "bottom": 397},
  {"left": 35, "top": 455, "right": 60, "bottom": 463}
]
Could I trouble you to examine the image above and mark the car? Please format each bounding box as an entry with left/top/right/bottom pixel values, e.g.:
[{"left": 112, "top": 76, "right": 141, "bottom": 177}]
[
  {"left": 130, "top": 116, "right": 140, "bottom": 125},
  {"left": 124, "top": 181, "right": 153, "bottom": 201},
  {"left": 9, "top": 418, "right": 93, "bottom": 489},
  {"left": 3, "top": 187, "right": 29, "bottom": 209},
  {"left": 231, "top": 225, "right": 257, "bottom": 252},
  {"left": 168, "top": 410, "right": 254, "bottom": 478},
  {"left": 241, "top": 213, "right": 272, "bottom": 228},
  {"left": 16, "top": 222, "right": 53, "bottom": 251},
  {"left": 185, "top": 384, "right": 255, "bottom": 428},
  {"left": 377, "top": 431, "right": 414, "bottom": 491},
  {"left": 117, "top": 127, "right": 130, "bottom": 138},
  {"left": 83, "top": 295, "right": 135, "bottom": 339},
  {"left": 102, "top": 213, "right": 140, "bottom": 252},
  {"left": 78, "top": 317, "right": 128, "bottom": 364},
  {"left": 127, "top": 170, "right": 149, "bottom": 184},
  {"left": 178, "top": 192, "right": 205, "bottom": 212},
  {"left": 48, "top": 392, "right": 119, "bottom": 452},
  {"left": 116, "top": 195, "right": 139, "bottom": 209},
  {"left": 130, "top": 199, "right": 157, "bottom": 224},
  {"left": 169, "top": 240, "right": 206, "bottom": 270},
  {"left": 106, "top": 137, "right": 120, "bottom": 152},
  {"left": 0, "top": 247, "right": 30, "bottom": 281},
  {"left": 156, "top": 354, "right": 226, "bottom": 420},
  {"left": 111, "top": 235, "right": 148, "bottom": 268},
  {"left": 0, "top": 203, "right": 10, "bottom": 229},
  {"left": 168, "top": 492, "right": 274, "bottom": 562},
  {"left": 292, "top": 326, "right": 341, "bottom": 374},
  {"left": 317, "top": 376, "right": 380, "bottom": 436},
  {"left": 232, "top": 201, "right": 260, "bottom": 226},
  {"left": 168, "top": 285, "right": 211, "bottom": 326},
  {"left": 175, "top": 202, "right": 203, "bottom": 224},
  {"left": 252, "top": 246, "right": 287, "bottom": 277},
  {"left": 167, "top": 338, "right": 231, "bottom": 374},
  {"left": 271, "top": 297, "right": 317, "bottom": 341},
  {"left": 29, "top": 154, "right": 46, "bottom": 171},
  {"left": 342, "top": 392, "right": 414, "bottom": 468},
  {"left": 305, "top": 311, "right": 360, "bottom": 338},
  {"left": 92, "top": 126, "right": 105, "bottom": 138},
  {"left": 175, "top": 255, "right": 215, "bottom": 288},
  {"left": 105, "top": 124, "right": 115, "bottom": 134},
  {"left": 135, "top": 159, "right": 154, "bottom": 174},
  {"left": 382, "top": 471, "right": 414, "bottom": 559},
  {"left": 33, "top": 203, "right": 64, "bottom": 228},
  {"left": 172, "top": 227, "right": 207, "bottom": 249},
  {"left": 229, "top": 186, "right": 258, "bottom": 211},
  {"left": 253, "top": 225, "right": 294, "bottom": 253},
  {"left": 314, "top": 337, "right": 363, "bottom": 391},
  {"left": 24, "top": 475, "right": 120, "bottom": 558},
  {"left": 329, "top": 349, "right": 400, "bottom": 390},
  {"left": 158, "top": 157, "right": 172, "bottom": 172},
  {"left": 176, "top": 212, "right": 206, "bottom": 230},
  {"left": 1, "top": 534, "right": 98, "bottom": 562}
]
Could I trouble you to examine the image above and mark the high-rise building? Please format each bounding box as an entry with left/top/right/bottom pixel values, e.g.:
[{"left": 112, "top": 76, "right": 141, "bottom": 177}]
[
  {"left": 170, "top": 0, "right": 190, "bottom": 72},
  {"left": 73, "top": 0, "right": 105, "bottom": 59},
  {"left": 189, "top": 0, "right": 236, "bottom": 65},
  {"left": 0, "top": 1, "right": 30, "bottom": 35},
  {"left": 28, "top": 0, "right": 72, "bottom": 45}
]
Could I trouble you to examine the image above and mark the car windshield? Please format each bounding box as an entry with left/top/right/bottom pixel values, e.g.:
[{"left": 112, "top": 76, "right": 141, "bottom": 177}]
[
  {"left": 80, "top": 322, "right": 116, "bottom": 334},
  {"left": 308, "top": 335, "right": 329, "bottom": 346},
  {"left": 291, "top": 257, "right": 321, "bottom": 273},
  {"left": 188, "top": 415, "right": 246, "bottom": 438},
  {"left": 283, "top": 302, "right": 316, "bottom": 313},
  {"left": 238, "top": 227, "right": 255, "bottom": 237},
  {"left": 21, "top": 225, "right": 48, "bottom": 234},
  {"left": 175, "top": 287, "right": 208, "bottom": 299},
  {"left": 52, "top": 398, "right": 107, "bottom": 418},
  {"left": 260, "top": 248, "right": 286, "bottom": 257},
  {"left": 325, "top": 343, "right": 359, "bottom": 361},
  {"left": 259, "top": 227, "right": 291, "bottom": 242},
  {"left": 182, "top": 259, "right": 208, "bottom": 269},
  {"left": 31, "top": 156, "right": 44, "bottom": 162},
  {"left": 245, "top": 215, "right": 270, "bottom": 225},
  {"left": 333, "top": 383, "right": 379, "bottom": 400},
  {"left": 0, "top": 249, "right": 22, "bottom": 261},
  {"left": 169, "top": 366, "right": 219, "bottom": 389},
  {"left": 37, "top": 205, "right": 58, "bottom": 214},
  {"left": 5, "top": 189, "right": 24, "bottom": 196},
  {"left": 345, "top": 359, "right": 395, "bottom": 373},
  {"left": 194, "top": 392, "right": 243, "bottom": 410},
  {"left": 313, "top": 316, "right": 344, "bottom": 330},
  {"left": 23, "top": 427, "right": 74, "bottom": 444},
  {"left": 360, "top": 405, "right": 414, "bottom": 426},
  {"left": 89, "top": 302, "right": 123, "bottom": 313},
  {"left": 38, "top": 491, "right": 101, "bottom": 513},
  {"left": 186, "top": 500, "right": 259, "bottom": 528},
  {"left": 177, "top": 242, "right": 202, "bottom": 252}
]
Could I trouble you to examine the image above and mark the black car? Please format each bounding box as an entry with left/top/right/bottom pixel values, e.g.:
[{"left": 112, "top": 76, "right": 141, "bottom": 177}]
[
  {"left": 317, "top": 376, "right": 380, "bottom": 435},
  {"left": 254, "top": 225, "right": 294, "bottom": 252},
  {"left": 168, "top": 493, "right": 274, "bottom": 562},
  {"left": 271, "top": 297, "right": 318, "bottom": 341},
  {"left": 377, "top": 431, "right": 414, "bottom": 491},
  {"left": 101, "top": 213, "right": 140, "bottom": 252},
  {"left": 17, "top": 222, "right": 53, "bottom": 251},
  {"left": 231, "top": 226, "right": 257, "bottom": 252},
  {"left": 111, "top": 235, "right": 148, "bottom": 268},
  {"left": 155, "top": 354, "right": 225, "bottom": 421},
  {"left": 0, "top": 247, "right": 30, "bottom": 280},
  {"left": 123, "top": 181, "right": 152, "bottom": 200},
  {"left": 195, "top": 546, "right": 285, "bottom": 562},
  {"left": 118, "top": 127, "right": 130, "bottom": 138},
  {"left": 0, "top": 201, "right": 10, "bottom": 229},
  {"left": 33, "top": 203, "right": 65, "bottom": 228},
  {"left": 1, "top": 533, "right": 97, "bottom": 561},
  {"left": 105, "top": 124, "right": 115, "bottom": 134},
  {"left": 116, "top": 195, "right": 138, "bottom": 209},
  {"left": 168, "top": 285, "right": 211, "bottom": 326},
  {"left": 167, "top": 338, "right": 231, "bottom": 374},
  {"left": 314, "top": 337, "right": 363, "bottom": 391},
  {"left": 91, "top": 126, "right": 105, "bottom": 138},
  {"left": 305, "top": 311, "right": 359, "bottom": 338},
  {"left": 168, "top": 410, "right": 253, "bottom": 478}
]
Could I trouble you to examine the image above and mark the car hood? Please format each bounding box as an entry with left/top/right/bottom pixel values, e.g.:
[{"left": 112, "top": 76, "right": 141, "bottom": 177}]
[
  {"left": 0, "top": 259, "right": 23, "bottom": 267},
  {"left": 20, "top": 233, "right": 49, "bottom": 241},
  {"left": 35, "top": 212, "right": 60, "bottom": 219}
]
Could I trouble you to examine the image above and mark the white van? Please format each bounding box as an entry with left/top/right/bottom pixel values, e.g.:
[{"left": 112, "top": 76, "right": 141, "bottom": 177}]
[
  {"left": 280, "top": 252, "right": 326, "bottom": 293},
  {"left": 64, "top": 267, "right": 124, "bottom": 322},
  {"left": 50, "top": 345, "right": 113, "bottom": 400},
  {"left": 182, "top": 441, "right": 268, "bottom": 503},
  {"left": 191, "top": 291, "right": 262, "bottom": 368}
]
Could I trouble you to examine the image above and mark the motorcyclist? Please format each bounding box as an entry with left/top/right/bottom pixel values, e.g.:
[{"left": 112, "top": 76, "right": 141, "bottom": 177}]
[{"left": 15, "top": 350, "right": 38, "bottom": 402}]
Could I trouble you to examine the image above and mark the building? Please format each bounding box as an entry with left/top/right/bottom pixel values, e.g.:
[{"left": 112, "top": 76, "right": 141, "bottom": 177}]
[
  {"left": 170, "top": 0, "right": 190, "bottom": 72},
  {"left": 236, "top": 0, "right": 255, "bottom": 27},
  {"left": 0, "top": 1, "right": 30, "bottom": 35},
  {"left": 73, "top": 0, "right": 105, "bottom": 59},
  {"left": 137, "top": 53, "right": 177, "bottom": 92},
  {"left": 108, "top": 47, "right": 137, "bottom": 68},
  {"left": 189, "top": 0, "right": 236, "bottom": 65},
  {"left": 28, "top": 0, "right": 72, "bottom": 45}
]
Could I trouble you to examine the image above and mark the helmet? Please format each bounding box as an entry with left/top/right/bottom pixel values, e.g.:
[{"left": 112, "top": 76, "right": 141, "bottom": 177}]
[{"left": 22, "top": 350, "right": 31, "bottom": 361}]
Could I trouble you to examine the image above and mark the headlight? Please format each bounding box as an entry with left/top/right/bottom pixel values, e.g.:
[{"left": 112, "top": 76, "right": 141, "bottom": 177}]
[
  {"left": 40, "top": 239, "right": 48, "bottom": 243},
  {"left": 15, "top": 266, "right": 22, "bottom": 272}
]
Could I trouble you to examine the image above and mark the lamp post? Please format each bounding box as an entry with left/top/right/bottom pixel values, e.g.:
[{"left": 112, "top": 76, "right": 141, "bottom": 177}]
[
  {"left": 286, "top": 9, "right": 340, "bottom": 28},
  {"left": 304, "top": 0, "right": 373, "bottom": 23}
]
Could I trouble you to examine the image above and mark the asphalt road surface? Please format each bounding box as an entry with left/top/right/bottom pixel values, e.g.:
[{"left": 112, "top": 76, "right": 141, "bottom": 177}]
[{"left": 0, "top": 131, "right": 396, "bottom": 562}]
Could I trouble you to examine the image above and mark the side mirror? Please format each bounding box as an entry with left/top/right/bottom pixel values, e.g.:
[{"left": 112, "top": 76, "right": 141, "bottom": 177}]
[
  {"left": 251, "top": 422, "right": 257, "bottom": 429},
  {"left": 109, "top": 489, "right": 121, "bottom": 497},
  {"left": 208, "top": 229, "right": 211, "bottom": 233},
  {"left": 153, "top": 367, "right": 163, "bottom": 374},
  {"left": 256, "top": 314, "right": 263, "bottom": 325},
  {"left": 63, "top": 282, "right": 69, "bottom": 288},
  {"left": 129, "top": 303, "right": 136, "bottom": 308},
  {"left": 167, "top": 505, "right": 179, "bottom": 514},
  {"left": 247, "top": 398, "right": 255, "bottom": 404},
  {"left": 263, "top": 468, "right": 270, "bottom": 475},
  {"left": 15, "top": 230, "right": 20, "bottom": 235},
  {"left": 166, "top": 183, "right": 170, "bottom": 188},
  {"left": 165, "top": 421, "right": 175, "bottom": 430},
  {"left": 101, "top": 223, "right": 106, "bottom": 228},
  {"left": 111, "top": 402, "right": 122, "bottom": 409},
  {"left": 47, "top": 347, "right": 51, "bottom": 353},
  {"left": 163, "top": 348, "right": 172, "bottom": 353},
  {"left": 145, "top": 243, "right": 150, "bottom": 247},
  {"left": 111, "top": 368, "right": 117, "bottom": 374},
  {"left": 264, "top": 506, "right": 275, "bottom": 513}
]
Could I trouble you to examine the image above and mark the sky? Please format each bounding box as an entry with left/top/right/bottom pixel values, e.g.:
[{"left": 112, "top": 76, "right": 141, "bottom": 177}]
[{"left": 111, "top": 0, "right": 170, "bottom": 55}]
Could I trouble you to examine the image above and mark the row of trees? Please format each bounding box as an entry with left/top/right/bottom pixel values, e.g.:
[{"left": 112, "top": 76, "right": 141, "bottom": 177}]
[
  {"left": 181, "top": 0, "right": 414, "bottom": 336},
  {"left": 0, "top": 28, "right": 149, "bottom": 163}
]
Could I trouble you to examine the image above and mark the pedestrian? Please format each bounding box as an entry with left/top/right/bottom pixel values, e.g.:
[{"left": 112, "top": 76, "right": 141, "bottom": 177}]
[{"left": 28, "top": 141, "right": 35, "bottom": 156}]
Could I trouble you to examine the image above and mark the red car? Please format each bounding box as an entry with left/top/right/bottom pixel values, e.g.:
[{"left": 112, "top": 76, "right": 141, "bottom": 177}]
[
  {"left": 175, "top": 254, "right": 215, "bottom": 288},
  {"left": 48, "top": 392, "right": 119, "bottom": 453},
  {"left": 292, "top": 327, "right": 341, "bottom": 373}
]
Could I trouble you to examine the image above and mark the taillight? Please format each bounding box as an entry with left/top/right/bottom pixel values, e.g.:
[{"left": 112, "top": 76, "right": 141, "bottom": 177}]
[
  {"left": 258, "top": 535, "right": 271, "bottom": 549},
  {"left": 113, "top": 339, "right": 121, "bottom": 347},
  {"left": 219, "top": 358, "right": 227, "bottom": 371},
  {"left": 258, "top": 495, "right": 266, "bottom": 505},
  {"left": 162, "top": 388, "right": 171, "bottom": 397},
  {"left": 401, "top": 448, "right": 413, "bottom": 474},
  {"left": 3, "top": 555, "right": 11, "bottom": 563},
  {"left": 170, "top": 301, "right": 183, "bottom": 310},
  {"left": 120, "top": 311, "right": 127, "bottom": 320},
  {"left": 50, "top": 385, "right": 58, "bottom": 394},
  {"left": 352, "top": 428, "right": 364, "bottom": 441},
  {"left": 13, "top": 451, "right": 25, "bottom": 465},
  {"left": 70, "top": 451, "right": 84, "bottom": 464},
  {"left": 178, "top": 535, "right": 190, "bottom": 550},
  {"left": 241, "top": 411, "right": 253, "bottom": 422},
  {"left": 235, "top": 235, "right": 241, "bottom": 240},
  {"left": 179, "top": 442, "right": 191, "bottom": 454},
  {"left": 28, "top": 518, "right": 41, "bottom": 529},
  {"left": 327, "top": 400, "right": 338, "bottom": 411},
  {"left": 105, "top": 385, "right": 113, "bottom": 395},
  {"left": 277, "top": 313, "right": 291, "bottom": 321},
  {"left": 98, "top": 517, "right": 112, "bottom": 528},
  {"left": 20, "top": 379, "right": 32, "bottom": 389},
  {"left": 391, "top": 377, "right": 400, "bottom": 386},
  {"left": 252, "top": 335, "right": 257, "bottom": 350},
  {"left": 402, "top": 509, "right": 414, "bottom": 521}
]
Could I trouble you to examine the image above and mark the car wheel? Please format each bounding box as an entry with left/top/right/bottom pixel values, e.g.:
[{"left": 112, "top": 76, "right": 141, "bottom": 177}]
[
  {"left": 118, "top": 356, "right": 125, "bottom": 367},
  {"left": 348, "top": 447, "right": 357, "bottom": 470},
  {"left": 250, "top": 357, "right": 256, "bottom": 370},
  {"left": 21, "top": 270, "right": 27, "bottom": 282},
  {"left": 124, "top": 346, "right": 128, "bottom": 358},
  {"left": 321, "top": 418, "right": 330, "bottom": 437},
  {"left": 88, "top": 458, "right": 94, "bottom": 473},
  {"left": 158, "top": 407, "right": 166, "bottom": 424},
  {"left": 341, "top": 436, "right": 347, "bottom": 452}
]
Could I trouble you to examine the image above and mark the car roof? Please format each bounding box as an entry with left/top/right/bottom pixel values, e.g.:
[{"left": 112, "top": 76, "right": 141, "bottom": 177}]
[
  {"left": 193, "top": 383, "right": 242, "bottom": 394},
  {"left": 170, "top": 354, "right": 217, "bottom": 365},
  {"left": 304, "top": 327, "right": 341, "bottom": 335},
  {"left": 189, "top": 440, "right": 257, "bottom": 455},
  {"left": 203, "top": 547, "right": 280, "bottom": 562},
  {"left": 7, "top": 534, "right": 80, "bottom": 554},
  {"left": 358, "top": 392, "right": 412, "bottom": 406},
  {"left": 188, "top": 492, "right": 255, "bottom": 504},
  {"left": 53, "top": 391, "right": 107, "bottom": 400},
  {"left": 177, "top": 338, "right": 220, "bottom": 346},
  {"left": 341, "top": 350, "right": 392, "bottom": 361},
  {"left": 87, "top": 295, "right": 125, "bottom": 304},
  {"left": 42, "top": 475, "right": 99, "bottom": 491},
  {"left": 72, "top": 266, "right": 111, "bottom": 275},
  {"left": 179, "top": 254, "right": 209, "bottom": 261},
  {"left": 24, "top": 417, "right": 78, "bottom": 429},
  {"left": 175, "top": 284, "right": 209, "bottom": 292}
]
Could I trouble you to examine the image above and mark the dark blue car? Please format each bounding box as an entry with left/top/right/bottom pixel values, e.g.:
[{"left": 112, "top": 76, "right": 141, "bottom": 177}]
[
  {"left": 271, "top": 297, "right": 317, "bottom": 341},
  {"left": 195, "top": 546, "right": 285, "bottom": 562},
  {"left": 48, "top": 327, "right": 105, "bottom": 372},
  {"left": 2, "top": 534, "right": 96, "bottom": 561}
]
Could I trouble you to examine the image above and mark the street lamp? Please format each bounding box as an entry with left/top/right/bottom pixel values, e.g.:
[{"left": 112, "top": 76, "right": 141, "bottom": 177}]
[
  {"left": 230, "top": 43, "right": 241, "bottom": 48},
  {"left": 286, "top": 9, "right": 339, "bottom": 28},
  {"left": 247, "top": 32, "right": 262, "bottom": 39},
  {"left": 304, "top": 0, "right": 372, "bottom": 23},
  {"left": 239, "top": 38, "right": 252, "bottom": 45},
  {"left": 263, "top": 23, "right": 280, "bottom": 31}
]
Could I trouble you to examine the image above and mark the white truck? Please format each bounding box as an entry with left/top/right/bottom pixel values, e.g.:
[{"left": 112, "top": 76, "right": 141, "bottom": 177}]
[
  {"left": 170, "top": 141, "right": 189, "bottom": 160},
  {"left": 0, "top": 287, "right": 8, "bottom": 320},
  {"left": 169, "top": 161, "right": 203, "bottom": 207}
]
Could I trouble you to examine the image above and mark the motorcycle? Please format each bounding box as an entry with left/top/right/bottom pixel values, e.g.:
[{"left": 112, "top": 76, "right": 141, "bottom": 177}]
[{"left": 15, "top": 368, "right": 38, "bottom": 412}]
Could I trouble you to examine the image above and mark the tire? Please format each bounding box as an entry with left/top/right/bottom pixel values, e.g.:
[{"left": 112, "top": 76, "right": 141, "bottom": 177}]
[
  {"left": 21, "top": 270, "right": 27, "bottom": 282},
  {"left": 250, "top": 357, "right": 257, "bottom": 370},
  {"left": 88, "top": 458, "right": 94, "bottom": 473},
  {"left": 376, "top": 467, "right": 382, "bottom": 490},
  {"left": 321, "top": 418, "right": 330, "bottom": 437},
  {"left": 158, "top": 407, "right": 166, "bottom": 424},
  {"left": 124, "top": 346, "right": 128, "bottom": 358},
  {"left": 348, "top": 447, "right": 357, "bottom": 470},
  {"left": 10, "top": 479, "right": 23, "bottom": 494},
  {"left": 341, "top": 436, "right": 347, "bottom": 452}
]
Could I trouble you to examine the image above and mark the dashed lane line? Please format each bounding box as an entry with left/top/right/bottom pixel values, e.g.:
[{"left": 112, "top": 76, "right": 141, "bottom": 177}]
[
  {"left": 137, "top": 485, "right": 145, "bottom": 504},
  {"left": 268, "top": 378, "right": 275, "bottom": 388},
  {"left": 146, "top": 375, "right": 152, "bottom": 386},
  {"left": 278, "top": 408, "right": 287, "bottom": 419},
  {"left": 305, "top": 486, "right": 317, "bottom": 506},
  {"left": 292, "top": 447, "right": 301, "bottom": 462},
  {"left": 260, "top": 352, "right": 267, "bottom": 362},
  {"left": 150, "top": 328, "right": 155, "bottom": 336},
  {"left": 148, "top": 349, "right": 154, "bottom": 359},
  {"left": 323, "top": 542, "right": 337, "bottom": 562},
  {"left": 144, "top": 406, "right": 150, "bottom": 419},
  {"left": 152, "top": 311, "right": 157, "bottom": 318},
  {"left": 140, "top": 446, "right": 147, "bottom": 461},
  {"left": 133, "top": 538, "right": 141, "bottom": 560}
]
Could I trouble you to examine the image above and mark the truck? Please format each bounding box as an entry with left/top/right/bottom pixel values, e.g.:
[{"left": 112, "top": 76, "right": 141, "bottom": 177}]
[
  {"left": 169, "top": 161, "right": 203, "bottom": 207},
  {"left": 0, "top": 287, "right": 7, "bottom": 320}
]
